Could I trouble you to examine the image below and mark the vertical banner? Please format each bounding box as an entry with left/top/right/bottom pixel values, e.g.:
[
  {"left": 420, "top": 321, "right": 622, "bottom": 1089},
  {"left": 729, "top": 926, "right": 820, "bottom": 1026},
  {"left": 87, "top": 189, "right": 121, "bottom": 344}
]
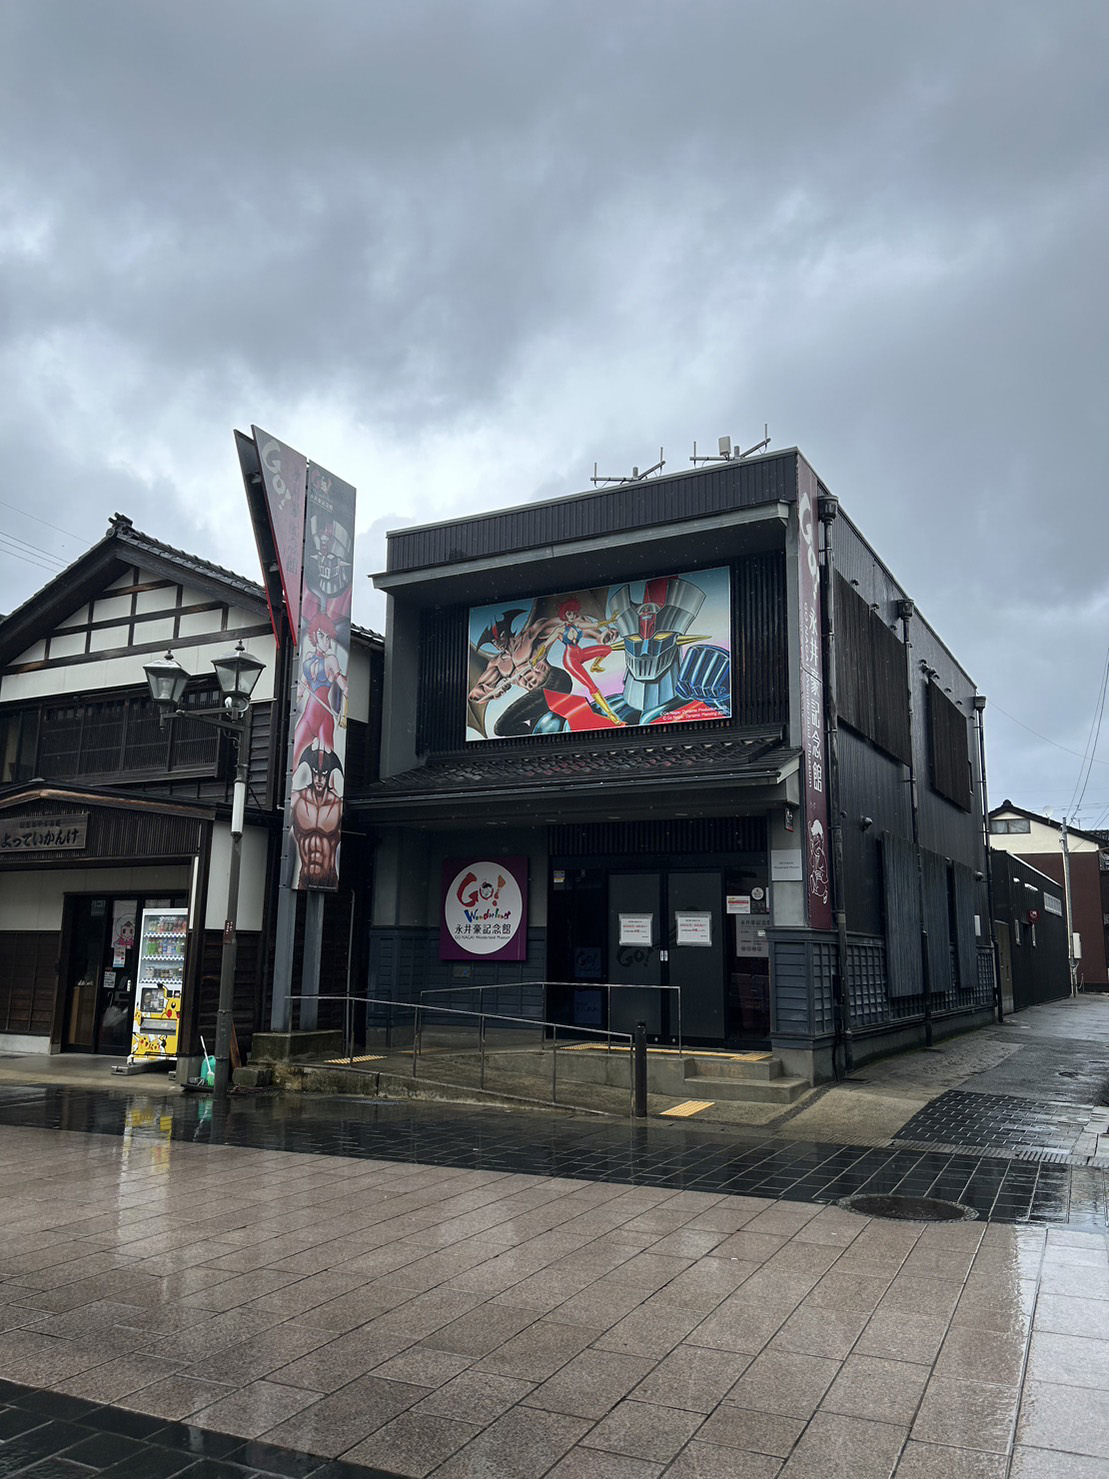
[
  {"left": 797, "top": 464, "right": 833, "bottom": 931},
  {"left": 251, "top": 426, "right": 308, "bottom": 641},
  {"left": 289, "top": 462, "right": 356, "bottom": 891}
]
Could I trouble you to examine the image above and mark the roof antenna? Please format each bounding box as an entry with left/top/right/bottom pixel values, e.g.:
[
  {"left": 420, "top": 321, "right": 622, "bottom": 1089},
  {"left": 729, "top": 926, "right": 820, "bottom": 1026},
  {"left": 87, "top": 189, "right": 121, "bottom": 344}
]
[
  {"left": 690, "top": 425, "right": 771, "bottom": 465},
  {"left": 591, "top": 448, "right": 665, "bottom": 487}
]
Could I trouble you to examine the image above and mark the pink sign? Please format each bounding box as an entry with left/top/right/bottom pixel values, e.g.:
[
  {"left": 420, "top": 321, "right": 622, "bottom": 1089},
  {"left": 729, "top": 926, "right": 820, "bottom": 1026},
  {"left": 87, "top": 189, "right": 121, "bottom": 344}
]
[
  {"left": 440, "top": 857, "right": 529, "bottom": 962},
  {"left": 796, "top": 464, "right": 832, "bottom": 931}
]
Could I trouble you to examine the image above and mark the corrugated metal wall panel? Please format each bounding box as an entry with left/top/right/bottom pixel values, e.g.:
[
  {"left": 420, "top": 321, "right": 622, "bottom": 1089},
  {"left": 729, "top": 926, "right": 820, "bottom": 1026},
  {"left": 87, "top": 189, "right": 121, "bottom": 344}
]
[
  {"left": 881, "top": 832, "right": 923, "bottom": 998},
  {"left": 388, "top": 455, "right": 796, "bottom": 573},
  {"left": 921, "top": 848, "right": 953, "bottom": 997},
  {"left": 550, "top": 817, "right": 766, "bottom": 857},
  {"left": 952, "top": 861, "right": 978, "bottom": 992}
]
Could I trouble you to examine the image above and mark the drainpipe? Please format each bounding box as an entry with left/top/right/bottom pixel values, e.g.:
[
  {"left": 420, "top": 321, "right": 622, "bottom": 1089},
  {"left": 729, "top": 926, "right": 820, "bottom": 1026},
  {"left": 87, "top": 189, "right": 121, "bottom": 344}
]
[
  {"left": 972, "top": 695, "right": 1002, "bottom": 1022},
  {"left": 1061, "top": 818, "right": 1077, "bottom": 995},
  {"left": 900, "top": 601, "right": 933, "bottom": 1047},
  {"left": 819, "top": 496, "right": 852, "bottom": 1077}
]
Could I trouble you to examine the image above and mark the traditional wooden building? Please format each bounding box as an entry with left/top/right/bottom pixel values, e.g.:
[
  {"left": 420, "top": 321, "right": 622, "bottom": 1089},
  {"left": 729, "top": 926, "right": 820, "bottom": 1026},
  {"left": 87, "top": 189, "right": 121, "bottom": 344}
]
[
  {"left": 0, "top": 514, "right": 381, "bottom": 1071},
  {"left": 357, "top": 447, "right": 995, "bottom": 1083}
]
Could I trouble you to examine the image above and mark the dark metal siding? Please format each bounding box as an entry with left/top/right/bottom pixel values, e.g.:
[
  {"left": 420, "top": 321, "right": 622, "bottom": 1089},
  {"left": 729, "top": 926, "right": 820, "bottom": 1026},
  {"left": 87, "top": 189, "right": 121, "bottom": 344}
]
[
  {"left": 928, "top": 681, "right": 973, "bottom": 812},
  {"left": 952, "top": 861, "right": 978, "bottom": 992},
  {"left": 838, "top": 729, "right": 911, "bottom": 936},
  {"left": 835, "top": 573, "right": 910, "bottom": 766},
  {"left": 416, "top": 553, "right": 788, "bottom": 756},
  {"left": 550, "top": 816, "right": 766, "bottom": 858},
  {"left": 881, "top": 832, "right": 923, "bottom": 998},
  {"left": 921, "top": 848, "right": 953, "bottom": 997},
  {"left": 387, "top": 454, "right": 797, "bottom": 573}
]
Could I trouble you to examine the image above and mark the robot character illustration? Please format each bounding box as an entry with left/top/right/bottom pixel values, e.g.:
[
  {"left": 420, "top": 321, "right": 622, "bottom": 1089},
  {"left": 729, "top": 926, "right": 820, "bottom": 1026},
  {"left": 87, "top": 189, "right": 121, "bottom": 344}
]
[{"left": 536, "top": 575, "right": 731, "bottom": 732}]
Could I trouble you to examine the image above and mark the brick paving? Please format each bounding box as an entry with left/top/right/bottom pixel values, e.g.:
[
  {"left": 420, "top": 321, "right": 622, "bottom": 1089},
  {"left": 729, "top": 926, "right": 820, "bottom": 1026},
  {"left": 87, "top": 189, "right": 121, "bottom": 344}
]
[{"left": 0, "top": 1101, "right": 1108, "bottom": 1476}]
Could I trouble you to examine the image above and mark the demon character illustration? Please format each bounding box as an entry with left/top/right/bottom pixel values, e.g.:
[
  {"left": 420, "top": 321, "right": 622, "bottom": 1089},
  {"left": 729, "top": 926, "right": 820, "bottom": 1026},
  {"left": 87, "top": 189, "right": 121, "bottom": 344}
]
[
  {"left": 291, "top": 743, "right": 344, "bottom": 889},
  {"left": 468, "top": 609, "right": 560, "bottom": 705},
  {"left": 293, "top": 610, "right": 347, "bottom": 763}
]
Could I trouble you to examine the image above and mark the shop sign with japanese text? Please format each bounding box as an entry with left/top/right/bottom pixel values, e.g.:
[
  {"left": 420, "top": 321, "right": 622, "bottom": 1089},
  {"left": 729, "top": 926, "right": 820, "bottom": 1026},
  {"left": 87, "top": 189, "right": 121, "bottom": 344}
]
[{"left": 0, "top": 814, "right": 88, "bottom": 854}]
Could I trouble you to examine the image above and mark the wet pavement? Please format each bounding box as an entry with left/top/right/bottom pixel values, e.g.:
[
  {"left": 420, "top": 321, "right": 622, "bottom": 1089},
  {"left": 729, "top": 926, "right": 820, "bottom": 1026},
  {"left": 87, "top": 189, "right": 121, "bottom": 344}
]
[{"left": 0, "top": 995, "right": 1108, "bottom": 1475}]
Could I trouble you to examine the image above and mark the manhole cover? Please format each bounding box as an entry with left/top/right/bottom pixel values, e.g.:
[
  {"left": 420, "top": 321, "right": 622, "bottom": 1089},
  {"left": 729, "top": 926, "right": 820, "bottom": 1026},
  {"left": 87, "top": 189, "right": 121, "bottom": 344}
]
[{"left": 839, "top": 1194, "right": 977, "bottom": 1222}]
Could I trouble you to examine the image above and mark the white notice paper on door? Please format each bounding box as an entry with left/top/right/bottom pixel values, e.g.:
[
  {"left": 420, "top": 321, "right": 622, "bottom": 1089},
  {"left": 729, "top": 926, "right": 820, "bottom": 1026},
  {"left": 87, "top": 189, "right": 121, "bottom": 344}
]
[
  {"left": 675, "top": 912, "right": 712, "bottom": 947},
  {"left": 619, "top": 913, "right": 653, "bottom": 947}
]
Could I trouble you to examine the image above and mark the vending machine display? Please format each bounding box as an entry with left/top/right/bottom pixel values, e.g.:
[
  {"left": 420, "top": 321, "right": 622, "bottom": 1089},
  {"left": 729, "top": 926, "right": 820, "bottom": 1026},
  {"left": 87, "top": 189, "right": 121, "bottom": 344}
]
[{"left": 128, "top": 907, "right": 187, "bottom": 1063}]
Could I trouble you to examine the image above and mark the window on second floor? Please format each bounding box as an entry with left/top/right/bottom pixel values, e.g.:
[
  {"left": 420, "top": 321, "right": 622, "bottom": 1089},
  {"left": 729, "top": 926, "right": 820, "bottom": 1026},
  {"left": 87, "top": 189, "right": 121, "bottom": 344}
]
[
  {"left": 0, "top": 683, "right": 225, "bottom": 785},
  {"left": 990, "top": 818, "right": 1032, "bottom": 834}
]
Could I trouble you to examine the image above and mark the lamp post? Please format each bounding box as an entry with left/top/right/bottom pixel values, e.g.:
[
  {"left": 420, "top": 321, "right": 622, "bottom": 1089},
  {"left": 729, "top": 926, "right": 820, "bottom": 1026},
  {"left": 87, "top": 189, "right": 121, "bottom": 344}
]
[{"left": 144, "top": 641, "right": 266, "bottom": 1097}]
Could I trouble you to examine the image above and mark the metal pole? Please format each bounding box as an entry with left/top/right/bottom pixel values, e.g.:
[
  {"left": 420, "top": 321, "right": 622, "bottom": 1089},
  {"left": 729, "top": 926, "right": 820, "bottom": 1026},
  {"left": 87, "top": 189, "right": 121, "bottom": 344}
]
[
  {"left": 213, "top": 745, "right": 246, "bottom": 1099},
  {"left": 412, "top": 1005, "right": 420, "bottom": 1077},
  {"left": 973, "top": 695, "right": 1002, "bottom": 1021},
  {"left": 1061, "top": 818, "right": 1077, "bottom": 995},
  {"left": 633, "top": 1021, "right": 648, "bottom": 1118},
  {"left": 480, "top": 1012, "right": 486, "bottom": 1089},
  {"left": 300, "top": 891, "right": 324, "bottom": 1032},
  {"left": 551, "top": 1022, "right": 558, "bottom": 1105}
]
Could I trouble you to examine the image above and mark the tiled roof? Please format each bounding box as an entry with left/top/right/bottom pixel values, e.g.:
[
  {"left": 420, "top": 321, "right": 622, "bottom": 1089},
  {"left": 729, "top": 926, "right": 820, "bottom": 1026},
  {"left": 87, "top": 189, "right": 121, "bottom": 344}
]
[
  {"left": 114, "top": 516, "right": 266, "bottom": 603},
  {"left": 115, "top": 517, "right": 382, "bottom": 643},
  {"left": 363, "top": 732, "right": 796, "bottom": 801}
]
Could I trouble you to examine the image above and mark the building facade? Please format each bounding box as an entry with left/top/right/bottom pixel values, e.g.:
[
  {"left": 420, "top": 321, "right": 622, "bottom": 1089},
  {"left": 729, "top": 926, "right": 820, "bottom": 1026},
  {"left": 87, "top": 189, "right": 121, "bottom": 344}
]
[
  {"left": 989, "top": 801, "right": 1108, "bottom": 991},
  {"left": 0, "top": 514, "right": 381, "bottom": 1067},
  {"left": 358, "top": 449, "right": 995, "bottom": 1082}
]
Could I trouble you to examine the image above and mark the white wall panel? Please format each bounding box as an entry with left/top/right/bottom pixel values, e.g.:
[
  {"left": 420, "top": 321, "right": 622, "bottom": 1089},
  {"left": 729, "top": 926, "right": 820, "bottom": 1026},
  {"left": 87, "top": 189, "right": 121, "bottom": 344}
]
[
  {"left": 0, "top": 866, "right": 191, "bottom": 931},
  {"left": 204, "top": 824, "right": 269, "bottom": 932}
]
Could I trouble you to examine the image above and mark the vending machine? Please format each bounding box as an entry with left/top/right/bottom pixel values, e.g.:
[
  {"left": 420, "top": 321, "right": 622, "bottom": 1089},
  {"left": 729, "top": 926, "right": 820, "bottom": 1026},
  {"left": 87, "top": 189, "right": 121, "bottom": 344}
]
[{"left": 128, "top": 906, "right": 188, "bottom": 1065}]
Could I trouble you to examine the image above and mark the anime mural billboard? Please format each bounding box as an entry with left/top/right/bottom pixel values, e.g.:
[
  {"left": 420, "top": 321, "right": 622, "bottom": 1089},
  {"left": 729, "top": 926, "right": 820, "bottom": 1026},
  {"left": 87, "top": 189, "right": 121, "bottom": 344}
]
[
  {"left": 289, "top": 463, "right": 356, "bottom": 891},
  {"left": 466, "top": 566, "right": 732, "bottom": 742}
]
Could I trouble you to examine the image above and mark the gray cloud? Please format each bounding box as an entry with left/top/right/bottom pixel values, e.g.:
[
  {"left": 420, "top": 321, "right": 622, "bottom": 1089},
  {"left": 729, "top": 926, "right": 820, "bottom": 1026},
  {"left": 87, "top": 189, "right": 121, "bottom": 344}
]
[{"left": 1, "top": 0, "right": 1106, "bottom": 818}]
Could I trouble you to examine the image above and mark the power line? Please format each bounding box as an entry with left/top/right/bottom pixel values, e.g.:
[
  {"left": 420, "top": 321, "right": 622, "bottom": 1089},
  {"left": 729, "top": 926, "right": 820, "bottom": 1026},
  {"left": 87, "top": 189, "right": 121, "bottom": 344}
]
[
  {"left": 0, "top": 539, "right": 67, "bottom": 576},
  {"left": 989, "top": 700, "right": 1109, "bottom": 768},
  {"left": 0, "top": 498, "right": 97, "bottom": 546},
  {"left": 0, "top": 528, "right": 70, "bottom": 565},
  {"left": 1066, "top": 643, "right": 1109, "bottom": 819}
]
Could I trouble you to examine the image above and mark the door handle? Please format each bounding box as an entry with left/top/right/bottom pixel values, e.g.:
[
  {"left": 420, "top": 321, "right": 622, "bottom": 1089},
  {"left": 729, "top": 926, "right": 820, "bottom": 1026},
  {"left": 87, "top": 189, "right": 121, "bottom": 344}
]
[{"left": 659, "top": 950, "right": 669, "bottom": 962}]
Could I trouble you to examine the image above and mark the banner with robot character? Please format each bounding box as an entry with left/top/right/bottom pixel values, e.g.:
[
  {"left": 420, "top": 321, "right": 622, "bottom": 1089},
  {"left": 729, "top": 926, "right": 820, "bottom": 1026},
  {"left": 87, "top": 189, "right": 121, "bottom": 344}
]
[
  {"left": 289, "top": 462, "right": 355, "bottom": 891},
  {"left": 465, "top": 566, "right": 732, "bottom": 742}
]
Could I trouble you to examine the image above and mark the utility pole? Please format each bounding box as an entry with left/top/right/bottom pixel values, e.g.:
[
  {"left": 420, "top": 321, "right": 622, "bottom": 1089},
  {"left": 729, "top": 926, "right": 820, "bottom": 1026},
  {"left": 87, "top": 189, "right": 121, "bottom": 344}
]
[{"left": 1061, "top": 817, "right": 1077, "bottom": 995}]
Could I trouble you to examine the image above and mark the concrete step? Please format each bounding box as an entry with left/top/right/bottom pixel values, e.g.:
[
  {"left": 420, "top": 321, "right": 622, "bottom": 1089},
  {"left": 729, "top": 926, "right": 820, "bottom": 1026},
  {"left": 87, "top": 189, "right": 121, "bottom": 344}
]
[
  {"left": 688, "top": 1073, "right": 812, "bottom": 1104},
  {"left": 683, "top": 1053, "right": 782, "bottom": 1083}
]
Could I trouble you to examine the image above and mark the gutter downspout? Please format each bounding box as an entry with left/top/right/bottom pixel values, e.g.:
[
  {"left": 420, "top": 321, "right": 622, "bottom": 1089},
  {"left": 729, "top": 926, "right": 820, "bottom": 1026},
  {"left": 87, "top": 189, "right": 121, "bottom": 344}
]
[
  {"left": 972, "top": 695, "right": 1002, "bottom": 1022},
  {"left": 819, "top": 495, "right": 852, "bottom": 1077},
  {"left": 900, "top": 600, "right": 933, "bottom": 1047}
]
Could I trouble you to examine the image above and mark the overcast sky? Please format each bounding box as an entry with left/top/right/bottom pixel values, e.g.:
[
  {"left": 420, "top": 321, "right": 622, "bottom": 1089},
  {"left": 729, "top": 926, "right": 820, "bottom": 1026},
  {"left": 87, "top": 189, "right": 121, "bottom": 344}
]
[{"left": 2, "top": 1, "right": 1106, "bottom": 821}]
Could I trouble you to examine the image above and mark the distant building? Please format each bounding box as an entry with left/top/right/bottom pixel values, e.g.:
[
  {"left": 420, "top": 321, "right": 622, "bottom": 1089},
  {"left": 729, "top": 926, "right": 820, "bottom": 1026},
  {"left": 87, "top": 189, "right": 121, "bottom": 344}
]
[
  {"left": 989, "top": 801, "right": 1108, "bottom": 991},
  {"left": 356, "top": 447, "right": 995, "bottom": 1083}
]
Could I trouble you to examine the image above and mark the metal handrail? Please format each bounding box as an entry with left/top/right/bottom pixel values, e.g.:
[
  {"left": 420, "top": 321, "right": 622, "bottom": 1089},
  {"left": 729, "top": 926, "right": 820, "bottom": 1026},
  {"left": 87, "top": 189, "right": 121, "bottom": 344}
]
[
  {"left": 283, "top": 990, "right": 643, "bottom": 1115},
  {"left": 418, "top": 979, "right": 683, "bottom": 1054}
]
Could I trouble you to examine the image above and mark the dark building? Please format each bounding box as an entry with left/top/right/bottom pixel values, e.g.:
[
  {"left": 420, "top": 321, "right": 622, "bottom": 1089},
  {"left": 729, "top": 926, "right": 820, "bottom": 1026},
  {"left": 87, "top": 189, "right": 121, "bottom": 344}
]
[
  {"left": 0, "top": 515, "right": 381, "bottom": 1070},
  {"left": 990, "top": 852, "right": 1071, "bottom": 1011},
  {"left": 357, "top": 447, "right": 994, "bottom": 1083}
]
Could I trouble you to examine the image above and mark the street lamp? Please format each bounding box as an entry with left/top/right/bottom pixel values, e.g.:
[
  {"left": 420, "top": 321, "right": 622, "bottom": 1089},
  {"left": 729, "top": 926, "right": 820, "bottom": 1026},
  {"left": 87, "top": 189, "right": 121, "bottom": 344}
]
[{"left": 144, "top": 641, "right": 266, "bottom": 1097}]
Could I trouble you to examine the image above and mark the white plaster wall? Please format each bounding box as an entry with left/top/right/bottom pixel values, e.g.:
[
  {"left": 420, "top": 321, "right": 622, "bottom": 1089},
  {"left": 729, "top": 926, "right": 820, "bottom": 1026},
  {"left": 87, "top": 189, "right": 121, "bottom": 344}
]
[
  {"left": 204, "top": 824, "right": 269, "bottom": 932},
  {"left": 0, "top": 866, "right": 191, "bottom": 931},
  {"left": 0, "top": 635, "right": 277, "bottom": 704},
  {"left": 991, "top": 814, "right": 1098, "bottom": 855},
  {"left": 347, "top": 644, "right": 371, "bottom": 722}
]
